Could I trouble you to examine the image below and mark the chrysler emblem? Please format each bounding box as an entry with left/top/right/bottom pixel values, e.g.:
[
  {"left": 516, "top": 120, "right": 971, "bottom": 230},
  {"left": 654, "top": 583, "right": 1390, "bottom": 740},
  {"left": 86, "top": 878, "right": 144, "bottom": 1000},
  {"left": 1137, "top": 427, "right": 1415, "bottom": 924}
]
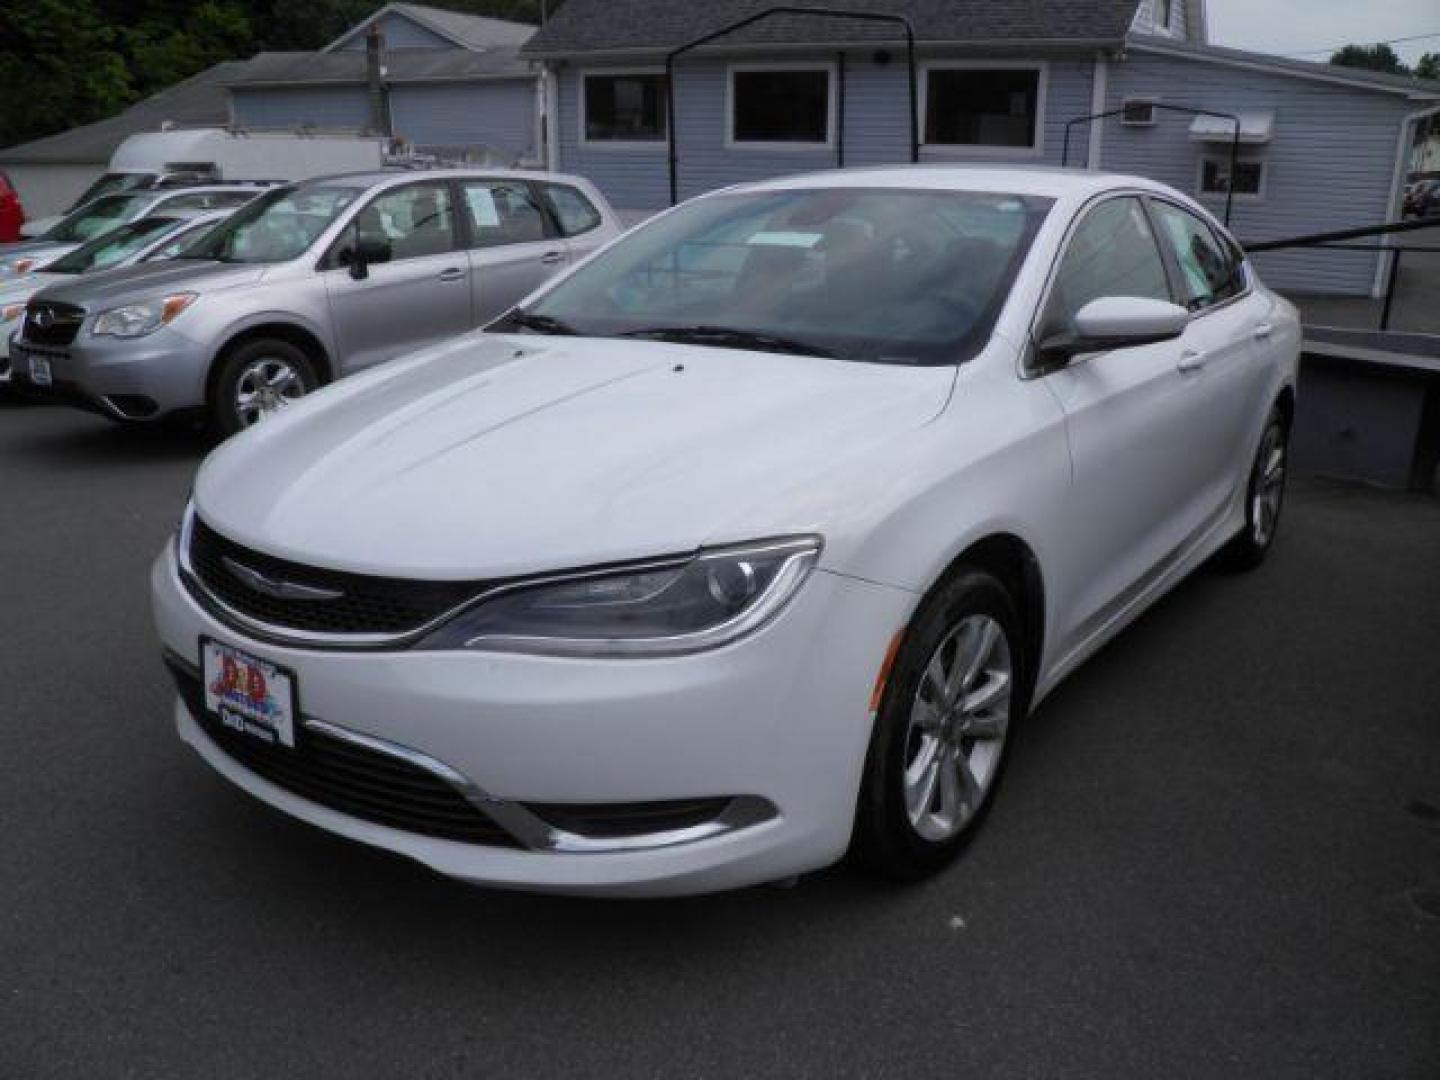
[{"left": 222, "top": 557, "right": 344, "bottom": 602}]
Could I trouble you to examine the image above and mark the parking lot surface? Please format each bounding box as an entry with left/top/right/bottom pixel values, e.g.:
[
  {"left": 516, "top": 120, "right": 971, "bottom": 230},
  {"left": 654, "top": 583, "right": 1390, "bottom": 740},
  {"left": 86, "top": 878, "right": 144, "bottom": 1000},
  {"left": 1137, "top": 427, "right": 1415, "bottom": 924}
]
[{"left": 2, "top": 400, "right": 1438, "bottom": 1079}]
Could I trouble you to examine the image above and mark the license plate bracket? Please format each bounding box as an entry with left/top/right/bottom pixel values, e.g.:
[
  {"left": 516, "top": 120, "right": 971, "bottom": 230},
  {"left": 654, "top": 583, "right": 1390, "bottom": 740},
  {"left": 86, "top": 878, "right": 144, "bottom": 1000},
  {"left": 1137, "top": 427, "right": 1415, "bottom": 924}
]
[{"left": 28, "top": 355, "right": 51, "bottom": 387}]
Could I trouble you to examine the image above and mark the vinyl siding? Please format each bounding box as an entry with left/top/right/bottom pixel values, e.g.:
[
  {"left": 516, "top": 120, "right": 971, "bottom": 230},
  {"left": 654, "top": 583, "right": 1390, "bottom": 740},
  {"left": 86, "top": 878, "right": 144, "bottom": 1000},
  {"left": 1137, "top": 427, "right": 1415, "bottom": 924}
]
[
  {"left": 389, "top": 81, "right": 537, "bottom": 159},
  {"left": 336, "top": 14, "right": 452, "bottom": 50},
  {"left": 1101, "top": 50, "right": 1412, "bottom": 294},
  {"left": 231, "top": 87, "right": 371, "bottom": 131},
  {"left": 558, "top": 52, "right": 1096, "bottom": 212}
]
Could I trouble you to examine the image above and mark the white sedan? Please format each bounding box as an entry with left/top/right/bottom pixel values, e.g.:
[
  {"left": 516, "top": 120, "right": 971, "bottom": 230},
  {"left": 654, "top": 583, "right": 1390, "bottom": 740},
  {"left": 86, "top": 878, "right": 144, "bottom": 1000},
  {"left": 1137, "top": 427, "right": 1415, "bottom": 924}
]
[{"left": 151, "top": 166, "right": 1299, "bottom": 896}]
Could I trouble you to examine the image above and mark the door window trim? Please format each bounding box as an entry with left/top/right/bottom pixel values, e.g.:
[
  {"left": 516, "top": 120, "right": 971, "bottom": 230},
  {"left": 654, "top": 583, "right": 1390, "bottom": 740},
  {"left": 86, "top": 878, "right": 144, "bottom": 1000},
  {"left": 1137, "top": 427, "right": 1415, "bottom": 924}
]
[
  {"left": 320, "top": 178, "right": 463, "bottom": 271},
  {"left": 1142, "top": 194, "right": 1252, "bottom": 318},
  {"left": 452, "top": 177, "right": 560, "bottom": 251}
]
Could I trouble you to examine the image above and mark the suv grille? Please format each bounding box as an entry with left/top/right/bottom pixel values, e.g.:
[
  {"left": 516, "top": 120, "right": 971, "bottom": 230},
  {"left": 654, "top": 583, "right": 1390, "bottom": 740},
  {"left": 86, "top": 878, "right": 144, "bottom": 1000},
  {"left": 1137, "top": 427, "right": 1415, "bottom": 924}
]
[
  {"left": 22, "top": 301, "right": 85, "bottom": 347},
  {"left": 187, "top": 517, "right": 485, "bottom": 638},
  {"left": 166, "top": 657, "right": 520, "bottom": 847}
]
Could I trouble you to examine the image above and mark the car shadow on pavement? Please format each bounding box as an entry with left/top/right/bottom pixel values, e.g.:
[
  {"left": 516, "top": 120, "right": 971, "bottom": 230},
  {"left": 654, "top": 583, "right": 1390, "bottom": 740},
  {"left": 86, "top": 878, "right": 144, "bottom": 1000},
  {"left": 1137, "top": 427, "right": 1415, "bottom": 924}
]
[{"left": 6, "top": 403, "right": 215, "bottom": 464}]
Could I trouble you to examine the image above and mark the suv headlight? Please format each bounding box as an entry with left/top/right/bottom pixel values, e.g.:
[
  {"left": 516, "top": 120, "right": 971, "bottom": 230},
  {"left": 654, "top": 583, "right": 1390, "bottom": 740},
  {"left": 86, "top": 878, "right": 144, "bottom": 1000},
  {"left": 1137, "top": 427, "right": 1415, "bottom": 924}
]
[
  {"left": 92, "top": 293, "right": 197, "bottom": 338},
  {"left": 417, "top": 536, "right": 821, "bottom": 656}
]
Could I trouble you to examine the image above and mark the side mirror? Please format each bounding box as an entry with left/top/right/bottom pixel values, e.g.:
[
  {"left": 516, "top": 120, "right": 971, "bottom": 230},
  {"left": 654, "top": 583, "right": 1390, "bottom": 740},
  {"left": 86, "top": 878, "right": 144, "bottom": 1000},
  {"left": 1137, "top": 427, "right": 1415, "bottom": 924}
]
[
  {"left": 337, "top": 236, "right": 392, "bottom": 280},
  {"left": 1036, "top": 297, "right": 1190, "bottom": 370}
]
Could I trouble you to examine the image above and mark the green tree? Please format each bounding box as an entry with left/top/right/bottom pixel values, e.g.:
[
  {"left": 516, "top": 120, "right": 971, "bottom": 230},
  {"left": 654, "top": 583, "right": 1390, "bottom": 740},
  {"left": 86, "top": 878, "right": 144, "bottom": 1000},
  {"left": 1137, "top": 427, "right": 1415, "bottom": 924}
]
[
  {"left": 1329, "top": 42, "right": 1409, "bottom": 75},
  {"left": 1415, "top": 52, "right": 1440, "bottom": 81},
  {"left": 0, "top": 0, "right": 133, "bottom": 148}
]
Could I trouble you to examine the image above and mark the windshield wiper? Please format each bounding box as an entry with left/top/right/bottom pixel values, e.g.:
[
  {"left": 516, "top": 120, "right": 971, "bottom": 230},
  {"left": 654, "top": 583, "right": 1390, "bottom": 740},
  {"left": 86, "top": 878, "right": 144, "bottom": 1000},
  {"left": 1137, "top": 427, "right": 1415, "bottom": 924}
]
[
  {"left": 494, "top": 308, "right": 578, "bottom": 336},
  {"left": 618, "top": 325, "right": 835, "bottom": 358}
]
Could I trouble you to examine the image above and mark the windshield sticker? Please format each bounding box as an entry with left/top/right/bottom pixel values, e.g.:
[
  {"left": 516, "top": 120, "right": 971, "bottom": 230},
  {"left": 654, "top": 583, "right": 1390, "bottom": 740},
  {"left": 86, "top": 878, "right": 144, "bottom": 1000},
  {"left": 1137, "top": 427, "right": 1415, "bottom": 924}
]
[{"left": 746, "top": 231, "right": 823, "bottom": 249}]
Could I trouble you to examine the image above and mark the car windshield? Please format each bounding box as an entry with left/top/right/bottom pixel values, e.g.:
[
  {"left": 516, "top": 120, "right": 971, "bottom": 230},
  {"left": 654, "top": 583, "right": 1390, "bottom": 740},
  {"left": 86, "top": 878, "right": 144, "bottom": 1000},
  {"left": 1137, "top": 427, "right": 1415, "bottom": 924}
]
[
  {"left": 68, "top": 171, "right": 155, "bottom": 210},
  {"left": 46, "top": 216, "right": 182, "bottom": 275},
  {"left": 43, "top": 194, "right": 151, "bottom": 243},
  {"left": 185, "top": 185, "right": 362, "bottom": 264},
  {"left": 141, "top": 219, "right": 225, "bottom": 262},
  {"left": 501, "top": 187, "right": 1053, "bottom": 365}
]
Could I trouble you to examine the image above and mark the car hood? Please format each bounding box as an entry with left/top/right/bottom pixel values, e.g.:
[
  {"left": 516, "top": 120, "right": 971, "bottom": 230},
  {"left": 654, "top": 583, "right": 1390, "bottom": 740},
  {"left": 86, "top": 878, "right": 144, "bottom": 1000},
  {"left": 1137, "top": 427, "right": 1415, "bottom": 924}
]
[
  {"left": 195, "top": 333, "right": 956, "bottom": 579},
  {"left": 32, "top": 260, "right": 268, "bottom": 311},
  {"left": 0, "top": 273, "right": 61, "bottom": 306}
]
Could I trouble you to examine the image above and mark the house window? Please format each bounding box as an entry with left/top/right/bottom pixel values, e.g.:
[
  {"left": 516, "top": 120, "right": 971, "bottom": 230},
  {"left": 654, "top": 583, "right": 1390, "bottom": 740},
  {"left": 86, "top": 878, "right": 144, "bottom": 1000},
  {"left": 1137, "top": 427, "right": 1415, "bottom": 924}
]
[
  {"left": 924, "top": 66, "right": 1044, "bottom": 151},
  {"left": 583, "top": 72, "right": 667, "bottom": 143},
  {"left": 1199, "top": 157, "right": 1266, "bottom": 197},
  {"left": 1120, "top": 98, "right": 1157, "bottom": 126},
  {"left": 1154, "top": 0, "right": 1173, "bottom": 30},
  {"left": 729, "top": 66, "right": 833, "bottom": 146}
]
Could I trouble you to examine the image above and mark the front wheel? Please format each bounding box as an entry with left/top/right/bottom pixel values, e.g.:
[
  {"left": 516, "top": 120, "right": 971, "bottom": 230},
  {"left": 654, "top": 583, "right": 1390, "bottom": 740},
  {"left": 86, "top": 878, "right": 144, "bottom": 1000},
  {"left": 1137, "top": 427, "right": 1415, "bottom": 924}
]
[
  {"left": 852, "top": 568, "right": 1028, "bottom": 881},
  {"left": 209, "top": 339, "right": 317, "bottom": 437},
  {"left": 1216, "top": 406, "right": 1289, "bottom": 571}
]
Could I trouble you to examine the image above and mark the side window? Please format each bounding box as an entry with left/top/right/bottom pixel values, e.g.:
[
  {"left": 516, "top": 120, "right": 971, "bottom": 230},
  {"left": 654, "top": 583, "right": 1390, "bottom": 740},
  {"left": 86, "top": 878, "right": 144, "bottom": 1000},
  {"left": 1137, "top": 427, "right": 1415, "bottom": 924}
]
[
  {"left": 1151, "top": 201, "right": 1243, "bottom": 311},
  {"left": 541, "top": 184, "right": 602, "bottom": 238},
  {"left": 1039, "top": 197, "right": 1172, "bottom": 339},
  {"left": 460, "top": 181, "right": 547, "bottom": 248},
  {"left": 351, "top": 182, "right": 458, "bottom": 262}
]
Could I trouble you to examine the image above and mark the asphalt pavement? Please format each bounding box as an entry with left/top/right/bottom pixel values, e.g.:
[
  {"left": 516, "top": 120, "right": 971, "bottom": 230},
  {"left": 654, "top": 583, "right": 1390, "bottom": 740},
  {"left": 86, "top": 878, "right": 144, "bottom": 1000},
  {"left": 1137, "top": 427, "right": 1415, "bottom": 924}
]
[{"left": 2, "top": 399, "right": 1438, "bottom": 1079}]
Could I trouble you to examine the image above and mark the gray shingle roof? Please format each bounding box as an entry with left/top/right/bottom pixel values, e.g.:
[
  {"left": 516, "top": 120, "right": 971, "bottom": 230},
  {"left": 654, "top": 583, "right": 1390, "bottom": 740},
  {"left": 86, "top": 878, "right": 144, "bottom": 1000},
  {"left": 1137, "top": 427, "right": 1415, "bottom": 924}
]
[
  {"left": 0, "top": 62, "right": 242, "bottom": 164},
  {"left": 522, "top": 0, "right": 1144, "bottom": 56},
  {"left": 1128, "top": 34, "right": 1440, "bottom": 98},
  {"left": 227, "top": 46, "right": 532, "bottom": 87},
  {"left": 326, "top": 3, "right": 536, "bottom": 52}
]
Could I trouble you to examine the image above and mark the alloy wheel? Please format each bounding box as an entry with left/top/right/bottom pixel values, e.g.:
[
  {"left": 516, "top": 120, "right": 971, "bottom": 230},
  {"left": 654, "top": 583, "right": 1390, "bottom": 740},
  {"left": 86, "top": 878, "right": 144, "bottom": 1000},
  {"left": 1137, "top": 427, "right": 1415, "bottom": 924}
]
[
  {"left": 234, "top": 356, "right": 306, "bottom": 428},
  {"left": 1252, "top": 423, "right": 1286, "bottom": 547},
  {"left": 902, "top": 614, "right": 1013, "bottom": 842}
]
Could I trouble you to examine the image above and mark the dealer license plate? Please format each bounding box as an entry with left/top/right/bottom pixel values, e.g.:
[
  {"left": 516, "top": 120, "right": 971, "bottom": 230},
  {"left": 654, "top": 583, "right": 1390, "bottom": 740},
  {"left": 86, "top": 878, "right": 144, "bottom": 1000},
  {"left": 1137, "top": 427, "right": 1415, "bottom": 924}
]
[
  {"left": 28, "top": 355, "right": 51, "bottom": 386},
  {"left": 201, "top": 638, "right": 298, "bottom": 749}
]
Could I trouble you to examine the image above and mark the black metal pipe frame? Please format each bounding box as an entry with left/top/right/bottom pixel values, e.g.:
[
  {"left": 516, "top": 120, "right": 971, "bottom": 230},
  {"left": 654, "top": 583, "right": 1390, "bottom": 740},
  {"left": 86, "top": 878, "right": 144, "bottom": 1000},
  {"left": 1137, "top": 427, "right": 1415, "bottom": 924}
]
[
  {"left": 665, "top": 6, "right": 918, "bottom": 206},
  {"left": 1061, "top": 103, "right": 1243, "bottom": 226}
]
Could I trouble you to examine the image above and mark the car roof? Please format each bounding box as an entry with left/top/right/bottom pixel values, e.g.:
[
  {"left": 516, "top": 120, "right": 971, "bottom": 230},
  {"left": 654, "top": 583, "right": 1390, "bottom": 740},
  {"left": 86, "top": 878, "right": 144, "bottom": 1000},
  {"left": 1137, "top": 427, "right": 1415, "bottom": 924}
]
[
  {"left": 288, "top": 167, "right": 600, "bottom": 191},
  {"left": 727, "top": 164, "right": 1168, "bottom": 202}
]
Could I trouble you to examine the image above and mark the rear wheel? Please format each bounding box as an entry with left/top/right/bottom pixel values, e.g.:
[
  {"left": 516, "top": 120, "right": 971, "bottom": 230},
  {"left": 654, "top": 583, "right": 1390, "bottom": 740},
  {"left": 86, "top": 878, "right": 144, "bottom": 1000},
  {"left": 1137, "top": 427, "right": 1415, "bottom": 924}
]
[
  {"left": 853, "top": 568, "right": 1028, "bottom": 881},
  {"left": 209, "top": 339, "right": 317, "bottom": 437},
  {"left": 1216, "top": 406, "right": 1289, "bottom": 571}
]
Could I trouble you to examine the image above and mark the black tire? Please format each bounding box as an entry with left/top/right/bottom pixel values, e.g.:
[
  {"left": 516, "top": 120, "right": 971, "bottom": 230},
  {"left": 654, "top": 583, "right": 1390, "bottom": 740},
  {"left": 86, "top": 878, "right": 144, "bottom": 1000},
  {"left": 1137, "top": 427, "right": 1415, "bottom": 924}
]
[
  {"left": 1215, "top": 405, "right": 1289, "bottom": 572},
  {"left": 852, "top": 568, "right": 1031, "bottom": 881},
  {"left": 208, "top": 338, "right": 318, "bottom": 438}
]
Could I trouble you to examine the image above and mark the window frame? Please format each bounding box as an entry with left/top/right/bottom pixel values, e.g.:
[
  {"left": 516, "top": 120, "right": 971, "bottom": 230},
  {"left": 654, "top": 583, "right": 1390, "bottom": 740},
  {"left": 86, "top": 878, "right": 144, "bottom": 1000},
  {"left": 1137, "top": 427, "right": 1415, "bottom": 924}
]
[
  {"left": 539, "top": 182, "right": 604, "bottom": 239},
  {"left": 579, "top": 68, "right": 670, "bottom": 150},
  {"left": 1152, "top": 0, "right": 1174, "bottom": 32},
  {"left": 455, "top": 176, "right": 558, "bottom": 249},
  {"left": 1195, "top": 154, "right": 1267, "bottom": 202},
  {"left": 725, "top": 61, "right": 838, "bottom": 151},
  {"left": 919, "top": 60, "right": 1049, "bottom": 158},
  {"left": 320, "top": 178, "right": 463, "bottom": 270},
  {"left": 1120, "top": 97, "right": 1160, "bottom": 127}
]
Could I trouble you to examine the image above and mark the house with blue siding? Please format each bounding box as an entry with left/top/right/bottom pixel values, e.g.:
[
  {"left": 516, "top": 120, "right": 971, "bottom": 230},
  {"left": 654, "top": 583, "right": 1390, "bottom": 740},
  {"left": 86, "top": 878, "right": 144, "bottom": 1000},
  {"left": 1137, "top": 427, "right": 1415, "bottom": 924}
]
[
  {"left": 226, "top": 3, "right": 543, "bottom": 165},
  {"left": 522, "top": 0, "right": 1440, "bottom": 296}
]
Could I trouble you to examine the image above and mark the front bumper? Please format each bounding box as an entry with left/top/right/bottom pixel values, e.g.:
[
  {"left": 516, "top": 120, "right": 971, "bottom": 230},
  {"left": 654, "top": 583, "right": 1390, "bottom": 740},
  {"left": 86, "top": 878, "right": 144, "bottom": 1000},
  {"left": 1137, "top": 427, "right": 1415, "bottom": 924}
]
[
  {"left": 151, "top": 544, "right": 913, "bottom": 896},
  {"left": 8, "top": 326, "right": 210, "bottom": 421}
]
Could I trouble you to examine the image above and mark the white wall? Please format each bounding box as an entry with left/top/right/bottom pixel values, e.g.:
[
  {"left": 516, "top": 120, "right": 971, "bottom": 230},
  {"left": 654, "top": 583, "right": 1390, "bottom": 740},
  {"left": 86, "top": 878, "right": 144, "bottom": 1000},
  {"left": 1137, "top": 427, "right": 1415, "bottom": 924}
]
[{"left": 4, "top": 164, "right": 103, "bottom": 219}]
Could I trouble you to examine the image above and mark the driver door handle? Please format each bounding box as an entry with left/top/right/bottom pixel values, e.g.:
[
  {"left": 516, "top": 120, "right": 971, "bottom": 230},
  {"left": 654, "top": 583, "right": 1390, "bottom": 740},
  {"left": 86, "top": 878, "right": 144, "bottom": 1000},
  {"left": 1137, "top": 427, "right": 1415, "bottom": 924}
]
[
  {"left": 540, "top": 251, "right": 566, "bottom": 265},
  {"left": 1178, "top": 348, "right": 1208, "bottom": 373},
  {"left": 1252, "top": 322, "right": 1275, "bottom": 340},
  {"left": 438, "top": 267, "right": 467, "bottom": 282}
]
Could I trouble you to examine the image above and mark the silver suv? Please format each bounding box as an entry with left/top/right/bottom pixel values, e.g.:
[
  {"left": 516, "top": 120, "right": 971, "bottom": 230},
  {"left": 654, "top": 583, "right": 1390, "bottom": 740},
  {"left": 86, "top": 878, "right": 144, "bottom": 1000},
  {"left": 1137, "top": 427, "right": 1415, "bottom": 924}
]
[{"left": 9, "top": 169, "right": 622, "bottom": 433}]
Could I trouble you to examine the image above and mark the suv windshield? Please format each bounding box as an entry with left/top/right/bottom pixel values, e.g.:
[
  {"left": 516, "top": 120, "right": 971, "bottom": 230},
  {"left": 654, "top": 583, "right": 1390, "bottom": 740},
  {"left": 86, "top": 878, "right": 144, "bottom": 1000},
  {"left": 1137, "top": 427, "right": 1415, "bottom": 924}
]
[
  {"left": 47, "top": 216, "right": 181, "bottom": 275},
  {"left": 187, "top": 185, "right": 362, "bottom": 264},
  {"left": 501, "top": 187, "right": 1053, "bottom": 365},
  {"left": 44, "top": 193, "right": 151, "bottom": 243},
  {"left": 68, "top": 171, "right": 156, "bottom": 210}
]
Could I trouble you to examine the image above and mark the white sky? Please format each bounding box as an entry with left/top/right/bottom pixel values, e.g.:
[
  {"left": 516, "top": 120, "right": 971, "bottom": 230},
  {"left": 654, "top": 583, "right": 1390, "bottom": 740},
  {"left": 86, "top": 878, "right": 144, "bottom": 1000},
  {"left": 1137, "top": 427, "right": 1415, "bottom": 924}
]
[{"left": 1206, "top": 0, "right": 1440, "bottom": 65}]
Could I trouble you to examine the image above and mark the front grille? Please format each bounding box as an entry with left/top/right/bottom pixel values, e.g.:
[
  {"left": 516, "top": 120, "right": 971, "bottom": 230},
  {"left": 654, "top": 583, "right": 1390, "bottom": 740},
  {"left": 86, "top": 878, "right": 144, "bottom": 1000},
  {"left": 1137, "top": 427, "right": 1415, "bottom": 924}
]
[
  {"left": 167, "top": 657, "right": 520, "bottom": 847},
  {"left": 22, "top": 301, "right": 84, "bottom": 347},
  {"left": 528, "top": 798, "right": 732, "bottom": 838},
  {"left": 187, "top": 517, "right": 485, "bottom": 637}
]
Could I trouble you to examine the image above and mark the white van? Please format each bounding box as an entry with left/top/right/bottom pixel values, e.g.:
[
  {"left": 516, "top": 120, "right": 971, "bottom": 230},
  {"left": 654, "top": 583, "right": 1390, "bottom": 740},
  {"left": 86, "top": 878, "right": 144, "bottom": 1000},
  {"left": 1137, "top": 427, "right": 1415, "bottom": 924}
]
[{"left": 20, "top": 129, "right": 389, "bottom": 237}]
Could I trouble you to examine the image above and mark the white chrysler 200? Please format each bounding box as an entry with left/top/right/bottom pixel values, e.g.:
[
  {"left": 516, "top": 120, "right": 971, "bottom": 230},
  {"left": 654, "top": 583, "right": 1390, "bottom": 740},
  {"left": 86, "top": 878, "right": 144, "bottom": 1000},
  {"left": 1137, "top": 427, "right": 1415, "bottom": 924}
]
[{"left": 152, "top": 166, "right": 1300, "bottom": 896}]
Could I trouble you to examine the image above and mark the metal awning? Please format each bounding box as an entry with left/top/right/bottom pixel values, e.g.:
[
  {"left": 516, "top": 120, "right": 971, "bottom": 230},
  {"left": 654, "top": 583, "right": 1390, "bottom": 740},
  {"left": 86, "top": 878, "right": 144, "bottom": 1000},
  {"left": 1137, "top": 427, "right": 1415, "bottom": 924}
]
[{"left": 1189, "top": 111, "right": 1274, "bottom": 144}]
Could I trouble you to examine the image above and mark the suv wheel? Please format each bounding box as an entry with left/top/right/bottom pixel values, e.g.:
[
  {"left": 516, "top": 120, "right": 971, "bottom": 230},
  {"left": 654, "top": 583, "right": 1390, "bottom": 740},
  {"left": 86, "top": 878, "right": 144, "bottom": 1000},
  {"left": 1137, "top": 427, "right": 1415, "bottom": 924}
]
[
  {"left": 210, "top": 339, "right": 317, "bottom": 437},
  {"left": 852, "top": 568, "right": 1029, "bottom": 881}
]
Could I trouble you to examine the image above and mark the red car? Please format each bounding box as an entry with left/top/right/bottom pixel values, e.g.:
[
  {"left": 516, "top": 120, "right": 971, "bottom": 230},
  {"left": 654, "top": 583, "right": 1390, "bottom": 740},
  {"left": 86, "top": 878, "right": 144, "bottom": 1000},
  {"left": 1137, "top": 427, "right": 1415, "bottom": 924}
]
[{"left": 0, "top": 171, "right": 24, "bottom": 242}]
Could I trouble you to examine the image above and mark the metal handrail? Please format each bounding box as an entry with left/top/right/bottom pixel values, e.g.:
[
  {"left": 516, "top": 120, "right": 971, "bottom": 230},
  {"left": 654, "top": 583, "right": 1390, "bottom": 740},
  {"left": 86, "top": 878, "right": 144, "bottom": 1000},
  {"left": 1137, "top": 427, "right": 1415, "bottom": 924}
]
[
  {"left": 665, "top": 6, "right": 918, "bottom": 206},
  {"left": 1061, "top": 103, "right": 1243, "bottom": 225}
]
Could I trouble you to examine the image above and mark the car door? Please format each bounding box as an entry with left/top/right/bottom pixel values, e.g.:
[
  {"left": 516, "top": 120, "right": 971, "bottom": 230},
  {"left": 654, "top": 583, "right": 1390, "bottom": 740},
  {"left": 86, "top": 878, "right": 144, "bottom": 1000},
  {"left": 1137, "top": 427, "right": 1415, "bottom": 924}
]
[
  {"left": 322, "top": 180, "right": 472, "bottom": 373},
  {"left": 457, "top": 178, "right": 567, "bottom": 325},
  {"left": 1036, "top": 195, "right": 1212, "bottom": 653},
  {"left": 1147, "top": 199, "right": 1273, "bottom": 519}
]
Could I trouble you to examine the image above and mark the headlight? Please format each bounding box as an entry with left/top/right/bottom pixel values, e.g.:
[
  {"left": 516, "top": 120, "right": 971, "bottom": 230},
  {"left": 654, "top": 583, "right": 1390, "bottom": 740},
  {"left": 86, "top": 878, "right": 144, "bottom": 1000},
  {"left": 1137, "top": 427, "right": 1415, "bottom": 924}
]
[
  {"left": 0, "top": 303, "right": 23, "bottom": 323},
  {"left": 92, "top": 293, "right": 197, "bottom": 338},
  {"left": 417, "top": 536, "right": 821, "bottom": 656}
]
